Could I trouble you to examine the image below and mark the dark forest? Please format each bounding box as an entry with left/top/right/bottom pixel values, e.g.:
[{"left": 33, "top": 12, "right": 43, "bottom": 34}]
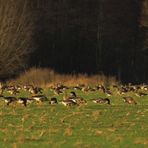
[{"left": 0, "top": 0, "right": 148, "bottom": 83}]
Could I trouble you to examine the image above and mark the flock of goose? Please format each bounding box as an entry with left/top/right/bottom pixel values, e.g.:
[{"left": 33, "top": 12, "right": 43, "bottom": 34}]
[{"left": 0, "top": 82, "right": 148, "bottom": 107}]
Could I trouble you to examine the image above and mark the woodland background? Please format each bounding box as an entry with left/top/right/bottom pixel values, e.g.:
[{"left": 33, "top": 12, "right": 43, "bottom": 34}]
[{"left": 0, "top": 0, "right": 148, "bottom": 83}]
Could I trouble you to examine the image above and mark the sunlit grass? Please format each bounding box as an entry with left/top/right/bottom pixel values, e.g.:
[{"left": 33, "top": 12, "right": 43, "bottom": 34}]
[{"left": 0, "top": 88, "right": 148, "bottom": 147}]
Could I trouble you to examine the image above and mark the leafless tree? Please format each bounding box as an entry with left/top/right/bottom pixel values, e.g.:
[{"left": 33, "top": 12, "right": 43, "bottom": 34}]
[{"left": 0, "top": 0, "right": 34, "bottom": 78}]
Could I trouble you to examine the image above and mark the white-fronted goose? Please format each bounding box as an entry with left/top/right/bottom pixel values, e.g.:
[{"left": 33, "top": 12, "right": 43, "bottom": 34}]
[{"left": 92, "top": 98, "right": 111, "bottom": 105}]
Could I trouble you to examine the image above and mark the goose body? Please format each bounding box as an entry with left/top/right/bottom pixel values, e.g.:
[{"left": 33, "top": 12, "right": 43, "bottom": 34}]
[
  {"left": 93, "top": 98, "right": 110, "bottom": 105},
  {"left": 5, "top": 86, "right": 19, "bottom": 95},
  {"left": 17, "top": 97, "right": 28, "bottom": 106},
  {"left": 123, "top": 97, "right": 137, "bottom": 104},
  {"left": 70, "top": 91, "right": 77, "bottom": 97},
  {"left": 29, "top": 87, "right": 43, "bottom": 95},
  {"left": 61, "top": 99, "right": 77, "bottom": 106},
  {"left": 32, "top": 95, "right": 47, "bottom": 103},
  {"left": 17, "top": 97, "right": 34, "bottom": 106},
  {"left": 23, "top": 85, "right": 34, "bottom": 91},
  {"left": 54, "top": 89, "right": 63, "bottom": 95},
  {"left": 65, "top": 91, "right": 86, "bottom": 105},
  {"left": 3, "top": 96, "right": 16, "bottom": 105},
  {"left": 105, "top": 90, "right": 112, "bottom": 97},
  {"left": 49, "top": 97, "right": 58, "bottom": 105},
  {"left": 135, "top": 92, "right": 147, "bottom": 97},
  {"left": 7, "top": 89, "right": 19, "bottom": 95}
]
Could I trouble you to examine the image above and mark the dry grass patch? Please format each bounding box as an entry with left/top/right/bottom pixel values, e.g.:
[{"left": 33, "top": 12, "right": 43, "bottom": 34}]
[
  {"left": 12, "top": 143, "right": 17, "bottom": 148},
  {"left": 74, "top": 140, "right": 83, "bottom": 148},
  {"left": 134, "top": 138, "right": 148, "bottom": 145},
  {"left": 64, "top": 126, "right": 73, "bottom": 136},
  {"left": 8, "top": 67, "right": 119, "bottom": 87},
  {"left": 95, "top": 130, "right": 103, "bottom": 136},
  {"left": 92, "top": 111, "right": 102, "bottom": 121}
]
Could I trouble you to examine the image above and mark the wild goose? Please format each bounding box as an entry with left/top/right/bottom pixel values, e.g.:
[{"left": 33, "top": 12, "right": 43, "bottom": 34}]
[
  {"left": 7, "top": 89, "right": 19, "bottom": 95},
  {"left": 135, "top": 92, "right": 147, "bottom": 97},
  {"left": 1, "top": 96, "right": 16, "bottom": 106},
  {"left": 49, "top": 97, "right": 58, "bottom": 105},
  {"left": 53, "top": 89, "right": 63, "bottom": 95},
  {"left": 15, "top": 85, "right": 22, "bottom": 91},
  {"left": 70, "top": 92, "right": 86, "bottom": 105},
  {"left": 140, "top": 85, "right": 148, "bottom": 91},
  {"left": 5, "top": 85, "right": 19, "bottom": 95},
  {"left": 117, "top": 90, "right": 126, "bottom": 95},
  {"left": 32, "top": 95, "right": 48, "bottom": 103},
  {"left": 73, "top": 86, "right": 81, "bottom": 91},
  {"left": 29, "top": 87, "right": 43, "bottom": 95},
  {"left": 70, "top": 91, "right": 77, "bottom": 97},
  {"left": 61, "top": 99, "right": 77, "bottom": 106},
  {"left": 98, "top": 85, "right": 106, "bottom": 93},
  {"left": 123, "top": 97, "right": 137, "bottom": 105},
  {"left": 92, "top": 98, "right": 111, "bottom": 105},
  {"left": 17, "top": 97, "right": 34, "bottom": 106},
  {"left": 17, "top": 97, "right": 27, "bottom": 106},
  {"left": 54, "top": 84, "right": 68, "bottom": 90},
  {"left": 23, "top": 85, "right": 34, "bottom": 91},
  {"left": 63, "top": 92, "right": 86, "bottom": 106},
  {"left": 120, "top": 86, "right": 128, "bottom": 92},
  {"left": 63, "top": 95, "right": 76, "bottom": 103},
  {"left": 105, "top": 89, "right": 112, "bottom": 97},
  {"left": 82, "top": 86, "right": 90, "bottom": 92}
]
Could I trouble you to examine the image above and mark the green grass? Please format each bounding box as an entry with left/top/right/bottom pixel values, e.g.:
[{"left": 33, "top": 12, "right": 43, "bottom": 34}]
[{"left": 0, "top": 88, "right": 148, "bottom": 148}]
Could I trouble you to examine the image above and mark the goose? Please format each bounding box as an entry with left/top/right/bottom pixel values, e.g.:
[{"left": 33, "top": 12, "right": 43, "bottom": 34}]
[
  {"left": 49, "top": 97, "right": 58, "bottom": 105},
  {"left": 2, "top": 96, "right": 16, "bottom": 105},
  {"left": 82, "top": 86, "right": 90, "bottom": 92},
  {"left": 123, "top": 97, "right": 137, "bottom": 105},
  {"left": 70, "top": 92, "right": 87, "bottom": 105},
  {"left": 73, "top": 86, "right": 81, "bottom": 90},
  {"left": 27, "top": 98, "right": 34, "bottom": 104},
  {"left": 15, "top": 85, "right": 22, "bottom": 91},
  {"left": 53, "top": 89, "right": 63, "bottom": 95},
  {"left": 23, "top": 85, "right": 34, "bottom": 91},
  {"left": 92, "top": 98, "right": 110, "bottom": 105},
  {"left": 63, "top": 93, "right": 86, "bottom": 106},
  {"left": 0, "top": 94, "right": 3, "bottom": 98},
  {"left": 17, "top": 97, "right": 34, "bottom": 106},
  {"left": 117, "top": 90, "right": 126, "bottom": 95},
  {"left": 98, "top": 85, "right": 106, "bottom": 93},
  {"left": 61, "top": 99, "right": 77, "bottom": 106},
  {"left": 63, "top": 95, "right": 77, "bottom": 103},
  {"left": 105, "top": 89, "right": 112, "bottom": 97},
  {"left": 32, "top": 95, "right": 48, "bottom": 103},
  {"left": 29, "top": 87, "right": 43, "bottom": 95},
  {"left": 7, "top": 89, "right": 19, "bottom": 95},
  {"left": 140, "top": 85, "right": 148, "bottom": 91},
  {"left": 135, "top": 92, "right": 147, "bottom": 97},
  {"left": 70, "top": 91, "right": 77, "bottom": 97},
  {"left": 5, "top": 85, "right": 19, "bottom": 95},
  {"left": 17, "top": 97, "right": 28, "bottom": 106},
  {"left": 55, "top": 84, "right": 68, "bottom": 90}
]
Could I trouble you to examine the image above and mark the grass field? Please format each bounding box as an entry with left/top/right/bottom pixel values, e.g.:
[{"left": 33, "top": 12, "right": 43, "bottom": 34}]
[{"left": 0, "top": 86, "right": 148, "bottom": 148}]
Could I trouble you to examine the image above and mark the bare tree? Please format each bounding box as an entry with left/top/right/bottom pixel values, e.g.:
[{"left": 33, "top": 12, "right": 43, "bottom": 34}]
[
  {"left": 141, "top": 0, "right": 148, "bottom": 50},
  {"left": 0, "top": 0, "right": 34, "bottom": 78}
]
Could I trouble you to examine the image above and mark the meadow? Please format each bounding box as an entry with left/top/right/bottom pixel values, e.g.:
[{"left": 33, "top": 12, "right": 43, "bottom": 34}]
[{"left": 0, "top": 85, "right": 148, "bottom": 148}]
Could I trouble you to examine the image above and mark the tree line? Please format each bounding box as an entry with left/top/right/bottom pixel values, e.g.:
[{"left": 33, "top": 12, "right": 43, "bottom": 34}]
[{"left": 0, "top": 0, "right": 147, "bottom": 83}]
